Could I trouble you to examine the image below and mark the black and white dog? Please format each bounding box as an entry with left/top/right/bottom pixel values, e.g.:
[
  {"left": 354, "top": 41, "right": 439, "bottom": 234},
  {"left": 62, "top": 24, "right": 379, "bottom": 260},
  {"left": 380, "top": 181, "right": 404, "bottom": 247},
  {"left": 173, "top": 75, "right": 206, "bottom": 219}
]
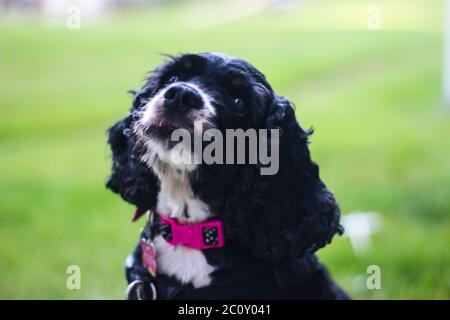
[{"left": 106, "top": 52, "right": 348, "bottom": 299}]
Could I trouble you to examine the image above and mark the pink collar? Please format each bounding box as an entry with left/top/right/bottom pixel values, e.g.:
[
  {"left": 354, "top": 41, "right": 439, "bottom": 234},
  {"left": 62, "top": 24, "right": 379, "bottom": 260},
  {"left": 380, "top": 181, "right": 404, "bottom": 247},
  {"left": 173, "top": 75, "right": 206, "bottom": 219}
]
[
  {"left": 158, "top": 216, "right": 225, "bottom": 249},
  {"left": 132, "top": 208, "right": 225, "bottom": 250}
]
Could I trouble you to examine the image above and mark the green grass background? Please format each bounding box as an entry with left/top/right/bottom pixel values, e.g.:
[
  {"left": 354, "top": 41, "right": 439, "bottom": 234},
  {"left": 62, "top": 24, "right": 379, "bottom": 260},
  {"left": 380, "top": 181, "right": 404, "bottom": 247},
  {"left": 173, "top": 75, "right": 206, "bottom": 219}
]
[{"left": 0, "top": 0, "right": 449, "bottom": 299}]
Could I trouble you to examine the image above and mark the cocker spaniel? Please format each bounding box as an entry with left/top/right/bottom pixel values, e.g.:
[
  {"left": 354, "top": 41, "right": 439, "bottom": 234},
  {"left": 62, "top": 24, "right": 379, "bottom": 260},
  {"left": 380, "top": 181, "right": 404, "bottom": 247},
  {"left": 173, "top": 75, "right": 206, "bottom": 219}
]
[{"left": 106, "top": 52, "right": 348, "bottom": 300}]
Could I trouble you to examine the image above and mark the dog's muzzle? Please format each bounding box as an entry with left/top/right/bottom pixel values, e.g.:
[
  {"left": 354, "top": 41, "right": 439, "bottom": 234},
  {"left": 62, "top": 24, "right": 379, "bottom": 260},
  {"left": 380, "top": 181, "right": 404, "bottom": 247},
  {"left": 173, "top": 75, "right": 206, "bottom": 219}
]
[{"left": 163, "top": 83, "right": 203, "bottom": 112}]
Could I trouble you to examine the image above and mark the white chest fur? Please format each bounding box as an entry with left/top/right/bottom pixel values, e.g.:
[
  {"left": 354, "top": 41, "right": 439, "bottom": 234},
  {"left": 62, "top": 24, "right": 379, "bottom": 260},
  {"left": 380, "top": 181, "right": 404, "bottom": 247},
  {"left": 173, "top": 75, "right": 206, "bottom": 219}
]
[{"left": 154, "top": 166, "right": 215, "bottom": 288}]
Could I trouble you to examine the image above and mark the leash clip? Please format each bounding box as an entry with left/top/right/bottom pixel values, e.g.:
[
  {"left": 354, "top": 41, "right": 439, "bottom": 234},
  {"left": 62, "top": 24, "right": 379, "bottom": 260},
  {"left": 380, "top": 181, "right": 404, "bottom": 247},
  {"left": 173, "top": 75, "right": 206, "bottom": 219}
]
[{"left": 125, "top": 279, "right": 157, "bottom": 300}]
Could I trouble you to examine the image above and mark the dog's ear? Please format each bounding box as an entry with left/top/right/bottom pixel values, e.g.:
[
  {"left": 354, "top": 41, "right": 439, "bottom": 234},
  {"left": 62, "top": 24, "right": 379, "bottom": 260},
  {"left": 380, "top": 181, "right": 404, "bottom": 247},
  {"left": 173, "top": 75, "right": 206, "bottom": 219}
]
[
  {"left": 225, "top": 96, "right": 342, "bottom": 262},
  {"left": 267, "top": 96, "right": 343, "bottom": 252},
  {"left": 106, "top": 112, "right": 159, "bottom": 210},
  {"left": 106, "top": 68, "right": 164, "bottom": 210}
]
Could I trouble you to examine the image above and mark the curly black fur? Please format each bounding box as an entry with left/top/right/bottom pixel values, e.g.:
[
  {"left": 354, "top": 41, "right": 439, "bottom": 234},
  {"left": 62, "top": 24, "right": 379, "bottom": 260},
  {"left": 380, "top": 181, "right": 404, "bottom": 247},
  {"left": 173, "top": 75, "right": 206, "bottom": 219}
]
[
  {"left": 199, "top": 98, "right": 343, "bottom": 261},
  {"left": 106, "top": 115, "right": 159, "bottom": 209},
  {"left": 106, "top": 52, "right": 347, "bottom": 299}
]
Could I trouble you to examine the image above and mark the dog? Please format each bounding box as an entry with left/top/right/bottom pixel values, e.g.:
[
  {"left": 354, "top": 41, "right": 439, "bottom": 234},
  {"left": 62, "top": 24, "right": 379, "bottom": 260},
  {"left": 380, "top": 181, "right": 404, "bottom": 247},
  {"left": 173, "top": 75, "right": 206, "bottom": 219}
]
[{"left": 106, "top": 52, "right": 348, "bottom": 299}]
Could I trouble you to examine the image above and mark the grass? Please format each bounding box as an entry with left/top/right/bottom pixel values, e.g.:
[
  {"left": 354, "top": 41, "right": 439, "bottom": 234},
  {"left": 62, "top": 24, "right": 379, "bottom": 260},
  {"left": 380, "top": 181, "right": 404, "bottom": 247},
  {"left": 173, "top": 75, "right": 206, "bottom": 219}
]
[{"left": 0, "top": 0, "right": 449, "bottom": 299}]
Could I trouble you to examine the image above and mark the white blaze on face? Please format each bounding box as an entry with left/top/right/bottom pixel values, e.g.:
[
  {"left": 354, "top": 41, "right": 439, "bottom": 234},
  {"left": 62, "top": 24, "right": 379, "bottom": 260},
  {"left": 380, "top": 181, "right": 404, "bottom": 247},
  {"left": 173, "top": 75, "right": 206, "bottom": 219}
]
[
  {"left": 139, "top": 81, "right": 215, "bottom": 128},
  {"left": 134, "top": 81, "right": 216, "bottom": 171},
  {"left": 138, "top": 87, "right": 166, "bottom": 126}
]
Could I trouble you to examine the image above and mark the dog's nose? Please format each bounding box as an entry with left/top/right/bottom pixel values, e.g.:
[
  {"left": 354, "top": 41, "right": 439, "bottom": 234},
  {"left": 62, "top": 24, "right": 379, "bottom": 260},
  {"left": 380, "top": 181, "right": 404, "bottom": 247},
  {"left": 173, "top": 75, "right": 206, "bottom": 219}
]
[{"left": 163, "top": 84, "right": 203, "bottom": 112}]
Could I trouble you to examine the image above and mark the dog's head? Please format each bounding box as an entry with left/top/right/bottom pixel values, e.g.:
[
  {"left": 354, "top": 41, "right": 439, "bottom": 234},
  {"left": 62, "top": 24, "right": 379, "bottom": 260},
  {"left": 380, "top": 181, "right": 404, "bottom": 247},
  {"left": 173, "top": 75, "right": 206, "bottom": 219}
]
[
  {"left": 107, "top": 52, "right": 342, "bottom": 261},
  {"left": 131, "top": 53, "right": 277, "bottom": 172}
]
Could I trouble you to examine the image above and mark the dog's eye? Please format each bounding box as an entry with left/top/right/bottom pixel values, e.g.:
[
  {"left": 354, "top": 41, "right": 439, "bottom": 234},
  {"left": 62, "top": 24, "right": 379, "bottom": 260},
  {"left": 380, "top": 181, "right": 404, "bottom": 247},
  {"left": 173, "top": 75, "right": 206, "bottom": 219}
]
[
  {"left": 168, "top": 76, "right": 179, "bottom": 84},
  {"left": 234, "top": 98, "right": 243, "bottom": 108},
  {"left": 233, "top": 98, "right": 246, "bottom": 114}
]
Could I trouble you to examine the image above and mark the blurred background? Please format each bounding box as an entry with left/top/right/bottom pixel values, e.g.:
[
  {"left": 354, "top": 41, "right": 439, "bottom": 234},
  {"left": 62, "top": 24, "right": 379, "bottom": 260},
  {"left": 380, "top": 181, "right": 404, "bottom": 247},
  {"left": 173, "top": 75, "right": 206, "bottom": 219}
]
[{"left": 0, "top": 0, "right": 449, "bottom": 299}]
